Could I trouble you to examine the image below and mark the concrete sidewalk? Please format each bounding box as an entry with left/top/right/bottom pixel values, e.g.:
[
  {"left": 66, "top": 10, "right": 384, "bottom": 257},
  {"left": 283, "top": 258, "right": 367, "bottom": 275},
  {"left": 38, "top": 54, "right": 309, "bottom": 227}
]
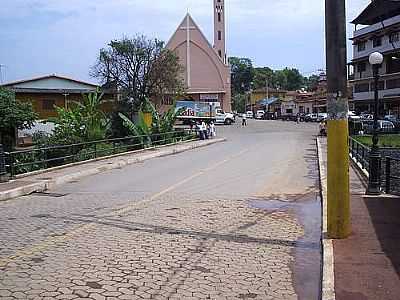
[
  {"left": 0, "top": 138, "right": 225, "bottom": 202},
  {"left": 318, "top": 137, "right": 400, "bottom": 300}
]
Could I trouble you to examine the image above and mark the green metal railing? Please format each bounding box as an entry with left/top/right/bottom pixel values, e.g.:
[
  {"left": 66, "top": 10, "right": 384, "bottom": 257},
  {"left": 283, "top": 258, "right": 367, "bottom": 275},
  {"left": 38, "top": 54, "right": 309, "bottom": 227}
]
[
  {"left": 349, "top": 137, "right": 370, "bottom": 171},
  {"left": 4, "top": 130, "right": 196, "bottom": 177}
]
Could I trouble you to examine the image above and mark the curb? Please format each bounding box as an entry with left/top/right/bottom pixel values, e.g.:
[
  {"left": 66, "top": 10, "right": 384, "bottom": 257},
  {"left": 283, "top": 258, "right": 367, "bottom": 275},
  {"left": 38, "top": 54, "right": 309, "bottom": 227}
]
[
  {"left": 316, "top": 137, "right": 336, "bottom": 300},
  {"left": 0, "top": 138, "right": 225, "bottom": 202}
]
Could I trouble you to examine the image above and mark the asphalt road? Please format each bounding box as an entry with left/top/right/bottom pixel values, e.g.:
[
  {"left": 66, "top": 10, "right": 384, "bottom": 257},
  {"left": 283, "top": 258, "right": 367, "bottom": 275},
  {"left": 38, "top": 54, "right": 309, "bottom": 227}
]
[{"left": 0, "top": 119, "right": 321, "bottom": 300}]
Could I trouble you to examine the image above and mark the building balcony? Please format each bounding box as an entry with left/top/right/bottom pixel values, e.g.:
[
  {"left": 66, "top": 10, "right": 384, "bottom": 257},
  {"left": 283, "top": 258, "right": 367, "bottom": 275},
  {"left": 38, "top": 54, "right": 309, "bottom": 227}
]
[
  {"left": 353, "top": 15, "right": 400, "bottom": 39},
  {"left": 352, "top": 71, "right": 400, "bottom": 101}
]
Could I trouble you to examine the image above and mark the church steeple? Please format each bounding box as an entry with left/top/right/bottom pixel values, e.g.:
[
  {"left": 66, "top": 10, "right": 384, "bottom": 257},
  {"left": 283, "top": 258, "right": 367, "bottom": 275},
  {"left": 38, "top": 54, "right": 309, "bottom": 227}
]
[{"left": 214, "top": 0, "right": 226, "bottom": 63}]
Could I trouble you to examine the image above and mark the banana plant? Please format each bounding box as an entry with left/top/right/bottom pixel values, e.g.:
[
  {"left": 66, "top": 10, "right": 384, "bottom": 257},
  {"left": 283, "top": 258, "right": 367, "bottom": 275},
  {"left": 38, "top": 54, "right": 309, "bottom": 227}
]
[{"left": 119, "top": 112, "right": 152, "bottom": 146}]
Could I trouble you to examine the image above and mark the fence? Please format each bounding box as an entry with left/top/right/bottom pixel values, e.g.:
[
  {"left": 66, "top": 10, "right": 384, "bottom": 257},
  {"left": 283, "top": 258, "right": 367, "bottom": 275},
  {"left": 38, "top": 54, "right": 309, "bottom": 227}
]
[
  {"left": 349, "top": 136, "right": 400, "bottom": 195},
  {"left": 385, "top": 157, "right": 400, "bottom": 195},
  {"left": 349, "top": 137, "right": 370, "bottom": 172},
  {"left": 3, "top": 130, "right": 196, "bottom": 177}
]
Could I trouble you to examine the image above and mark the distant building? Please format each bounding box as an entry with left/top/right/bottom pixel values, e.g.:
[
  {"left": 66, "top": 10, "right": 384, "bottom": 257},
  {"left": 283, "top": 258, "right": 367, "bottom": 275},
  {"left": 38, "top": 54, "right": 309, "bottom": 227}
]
[
  {"left": 1, "top": 74, "right": 115, "bottom": 119},
  {"left": 350, "top": 0, "right": 400, "bottom": 115},
  {"left": 164, "top": 0, "right": 231, "bottom": 112},
  {"left": 250, "top": 88, "right": 287, "bottom": 113}
]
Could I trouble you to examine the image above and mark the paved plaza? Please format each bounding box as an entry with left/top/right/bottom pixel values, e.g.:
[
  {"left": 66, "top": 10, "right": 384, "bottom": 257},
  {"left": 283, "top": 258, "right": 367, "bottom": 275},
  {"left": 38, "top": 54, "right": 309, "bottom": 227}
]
[{"left": 0, "top": 120, "right": 321, "bottom": 300}]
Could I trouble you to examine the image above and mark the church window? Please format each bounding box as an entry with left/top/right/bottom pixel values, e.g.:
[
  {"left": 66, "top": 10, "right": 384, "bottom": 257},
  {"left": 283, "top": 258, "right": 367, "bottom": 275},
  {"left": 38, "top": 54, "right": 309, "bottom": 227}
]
[
  {"left": 218, "top": 31, "right": 222, "bottom": 40},
  {"left": 218, "top": 13, "right": 221, "bottom": 22},
  {"left": 218, "top": 50, "right": 222, "bottom": 57}
]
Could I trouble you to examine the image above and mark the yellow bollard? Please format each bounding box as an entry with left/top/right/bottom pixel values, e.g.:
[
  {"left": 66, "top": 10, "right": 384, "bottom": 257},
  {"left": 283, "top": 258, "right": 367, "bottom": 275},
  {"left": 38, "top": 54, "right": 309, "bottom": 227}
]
[{"left": 327, "top": 119, "right": 351, "bottom": 238}]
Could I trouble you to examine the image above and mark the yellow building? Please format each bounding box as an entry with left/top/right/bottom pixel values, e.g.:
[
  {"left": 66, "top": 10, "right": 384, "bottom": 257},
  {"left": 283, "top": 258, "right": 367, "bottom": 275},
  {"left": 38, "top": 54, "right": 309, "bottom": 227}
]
[{"left": 250, "top": 88, "right": 287, "bottom": 107}]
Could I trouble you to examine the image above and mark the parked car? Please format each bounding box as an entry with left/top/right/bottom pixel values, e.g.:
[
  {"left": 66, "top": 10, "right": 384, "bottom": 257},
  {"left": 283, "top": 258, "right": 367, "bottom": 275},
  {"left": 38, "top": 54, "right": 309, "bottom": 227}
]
[
  {"left": 246, "top": 111, "right": 254, "bottom": 118},
  {"left": 316, "top": 113, "right": 328, "bottom": 122},
  {"left": 304, "top": 113, "right": 318, "bottom": 122},
  {"left": 362, "top": 120, "right": 395, "bottom": 134},
  {"left": 255, "top": 110, "right": 265, "bottom": 119},
  {"left": 348, "top": 111, "right": 361, "bottom": 121},
  {"left": 384, "top": 115, "right": 398, "bottom": 123}
]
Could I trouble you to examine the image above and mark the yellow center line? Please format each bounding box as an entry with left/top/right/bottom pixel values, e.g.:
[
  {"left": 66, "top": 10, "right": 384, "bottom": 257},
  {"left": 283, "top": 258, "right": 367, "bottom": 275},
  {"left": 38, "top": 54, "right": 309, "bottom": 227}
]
[{"left": 0, "top": 148, "right": 250, "bottom": 267}]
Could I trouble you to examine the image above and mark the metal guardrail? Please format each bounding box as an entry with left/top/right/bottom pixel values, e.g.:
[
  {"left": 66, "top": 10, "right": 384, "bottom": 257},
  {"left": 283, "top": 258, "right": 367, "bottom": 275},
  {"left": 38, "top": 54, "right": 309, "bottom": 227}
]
[
  {"left": 385, "top": 156, "right": 400, "bottom": 195},
  {"left": 349, "top": 137, "right": 370, "bottom": 171},
  {"left": 4, "top": 130, "right": 196, "bottom": 177}
]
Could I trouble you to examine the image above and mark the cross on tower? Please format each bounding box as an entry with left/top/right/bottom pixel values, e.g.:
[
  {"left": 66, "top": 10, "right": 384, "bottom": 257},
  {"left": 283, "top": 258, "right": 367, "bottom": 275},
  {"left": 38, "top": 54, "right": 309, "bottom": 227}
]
[{"left": 179, "top": 14, "right": 197, "bottom": 88}]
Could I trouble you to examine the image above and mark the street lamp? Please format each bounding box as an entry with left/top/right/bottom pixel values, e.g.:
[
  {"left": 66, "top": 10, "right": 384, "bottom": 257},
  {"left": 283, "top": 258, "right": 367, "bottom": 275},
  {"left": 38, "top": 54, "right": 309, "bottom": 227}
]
[{"left": 367, "top": 51, "right": 384, "bottom": 195}]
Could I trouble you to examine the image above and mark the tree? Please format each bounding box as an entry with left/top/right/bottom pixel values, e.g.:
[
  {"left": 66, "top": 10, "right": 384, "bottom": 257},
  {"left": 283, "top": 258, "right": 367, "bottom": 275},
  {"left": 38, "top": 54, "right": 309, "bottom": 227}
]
[
  {"left": 229, "top": 57, "right": 254, "bottom": 95},
  {"left": 274, "top": 68, "right": 305, "bottom": 91},
  {"left": 253, "top": 67, "right": 275, "bottom": 90},
  {"left": 0, "top": 87, "right": 37, "bottom": 149},
  {"left": 305, "top": 74, "right": 320, "bottom": 91},
  {"left": 91, "top": 36, "right": 184, "bottom": 116},
  {"left": 50, "top": 89, "right": 109, "bottom": 145},
  {"left": 232, "top": 94, "right": 248, "bottom": 113}
]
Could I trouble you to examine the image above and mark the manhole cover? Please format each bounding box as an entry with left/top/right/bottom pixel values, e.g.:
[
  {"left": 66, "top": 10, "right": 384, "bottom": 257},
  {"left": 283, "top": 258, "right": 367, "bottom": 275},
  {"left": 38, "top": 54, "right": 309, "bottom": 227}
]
[
  {"left": 166, "top": 208, "right": 180, "bottom": 211},
  {"left": 86, "top": 282, "right": 103, "bottom": 289}
]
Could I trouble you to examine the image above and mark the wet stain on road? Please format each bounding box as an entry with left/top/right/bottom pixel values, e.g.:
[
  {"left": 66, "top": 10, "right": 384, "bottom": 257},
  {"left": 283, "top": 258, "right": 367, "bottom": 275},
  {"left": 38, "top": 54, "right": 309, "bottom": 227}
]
[{"left": 248, "top": 192, "right": 321, "bottom": 300}]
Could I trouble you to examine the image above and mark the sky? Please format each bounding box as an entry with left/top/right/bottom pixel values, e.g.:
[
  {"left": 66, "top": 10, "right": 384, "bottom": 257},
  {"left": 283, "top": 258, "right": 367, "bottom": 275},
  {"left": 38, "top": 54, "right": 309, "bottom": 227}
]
[{"left": 0, "top": 0, "right": 371, "bottom": 84}]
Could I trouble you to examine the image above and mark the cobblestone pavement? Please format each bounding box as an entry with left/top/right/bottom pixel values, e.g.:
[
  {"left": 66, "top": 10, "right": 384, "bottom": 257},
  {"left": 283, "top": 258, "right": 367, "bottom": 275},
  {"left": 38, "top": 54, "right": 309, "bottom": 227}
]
[{"left": 0, "top": 121, "right": 321, "bottom": 299}]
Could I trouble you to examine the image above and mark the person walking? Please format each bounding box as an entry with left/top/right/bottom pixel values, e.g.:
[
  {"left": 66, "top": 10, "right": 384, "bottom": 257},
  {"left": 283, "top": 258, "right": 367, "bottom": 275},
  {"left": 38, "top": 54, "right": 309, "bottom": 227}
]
[
  {"left": 210, "top": 122, "right": 216, "bottom": 138},
  {"left": 201, "top": 121, "right": 208, "bottom": 139},
  {"left": 242, "top": 113, "right": 247, "bottom": 127},
  {"left": 196, "top": 122, "right": 204, "bottom": 140}
]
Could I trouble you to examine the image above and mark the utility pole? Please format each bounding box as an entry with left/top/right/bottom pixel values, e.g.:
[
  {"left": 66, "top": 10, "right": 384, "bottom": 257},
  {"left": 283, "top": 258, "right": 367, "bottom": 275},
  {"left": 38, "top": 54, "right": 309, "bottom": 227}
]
[{"left": 325, "top": 0, "right": 351, "bottom": 238}]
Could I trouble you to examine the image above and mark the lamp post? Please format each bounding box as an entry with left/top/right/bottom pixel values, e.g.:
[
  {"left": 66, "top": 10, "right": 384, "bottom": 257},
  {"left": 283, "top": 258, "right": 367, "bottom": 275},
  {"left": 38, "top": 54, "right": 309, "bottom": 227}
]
[{"left": 367, "top": 51, "right": 384, "bottom": 195}]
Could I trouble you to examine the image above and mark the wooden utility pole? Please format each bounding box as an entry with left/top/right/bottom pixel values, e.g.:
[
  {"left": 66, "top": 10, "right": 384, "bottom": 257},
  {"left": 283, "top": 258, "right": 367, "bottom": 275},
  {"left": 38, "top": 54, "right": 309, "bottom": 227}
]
[{"left": 325, "top": 0, "right": 351, "bottom": 238}]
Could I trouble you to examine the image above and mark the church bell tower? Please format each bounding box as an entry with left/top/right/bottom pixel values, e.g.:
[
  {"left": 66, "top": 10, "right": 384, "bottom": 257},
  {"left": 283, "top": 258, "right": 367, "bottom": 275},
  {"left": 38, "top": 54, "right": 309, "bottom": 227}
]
[{"left": 214, "top": 0, "right": 226, "bottom": 63}]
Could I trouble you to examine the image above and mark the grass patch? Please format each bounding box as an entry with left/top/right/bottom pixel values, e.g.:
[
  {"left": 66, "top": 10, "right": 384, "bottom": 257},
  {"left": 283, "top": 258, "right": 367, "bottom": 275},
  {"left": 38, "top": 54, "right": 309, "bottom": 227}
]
[{"left": 354, "top": 134, "right": 400, "bottom": 148}]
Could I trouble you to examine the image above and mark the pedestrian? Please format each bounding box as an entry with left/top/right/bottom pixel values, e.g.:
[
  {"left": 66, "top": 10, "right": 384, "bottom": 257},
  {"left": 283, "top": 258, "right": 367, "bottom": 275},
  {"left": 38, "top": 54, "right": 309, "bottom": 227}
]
[
  {"left": 242, "top": 113, "right": 247, "bottom": 126},
  {"left": 210, "top": 122, "right": 216, "bottom": 138},
  {"left": 196, "top": 122, "right": 204, "bottom": 140},
  {"left": 201, "top": 121, "right": 209, "bottom": 139},
  {"left": 297, "top": 113, "right": 300, "bottom": 124}
]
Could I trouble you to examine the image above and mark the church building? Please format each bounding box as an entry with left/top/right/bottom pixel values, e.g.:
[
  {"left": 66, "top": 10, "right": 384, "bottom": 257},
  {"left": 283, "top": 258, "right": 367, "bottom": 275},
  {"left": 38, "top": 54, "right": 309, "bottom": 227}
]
[{"left": 165, "top": 0, "right": 232, "bottom": 112}]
